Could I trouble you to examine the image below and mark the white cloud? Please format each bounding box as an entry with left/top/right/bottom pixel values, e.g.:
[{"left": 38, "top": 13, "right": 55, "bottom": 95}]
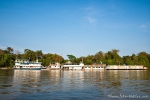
[
  {"left": 140, "top": 24, "right": 147, "bottom": 28},
  {"left": 139, "top": 23, "right": 150, "bottom": 32},
  {"left": 83, "top": 6, "right": 98, "bottom": 24},
  {"left": 85, "top": 16, "right": 96, "bottom": 24}
]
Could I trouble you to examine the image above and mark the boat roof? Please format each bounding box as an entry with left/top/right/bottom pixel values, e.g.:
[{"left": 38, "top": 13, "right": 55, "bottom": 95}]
[{"left": 20, "top": 62, "right": 42, "bottom": 64}]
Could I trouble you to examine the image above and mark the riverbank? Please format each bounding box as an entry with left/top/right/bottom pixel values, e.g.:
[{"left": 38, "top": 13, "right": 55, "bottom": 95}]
[{"left": 0, "top": 67, "right": 13, "bottom": 69}]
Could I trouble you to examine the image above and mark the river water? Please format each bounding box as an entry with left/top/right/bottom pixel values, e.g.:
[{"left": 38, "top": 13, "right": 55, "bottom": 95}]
[{"left": 0, "top": 69, "right": 150, "bottom": 100}]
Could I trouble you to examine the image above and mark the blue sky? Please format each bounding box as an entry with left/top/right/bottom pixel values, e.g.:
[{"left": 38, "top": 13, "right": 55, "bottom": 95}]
[{"left": 0, "top": 0, "right": 150, "bottom": 59}]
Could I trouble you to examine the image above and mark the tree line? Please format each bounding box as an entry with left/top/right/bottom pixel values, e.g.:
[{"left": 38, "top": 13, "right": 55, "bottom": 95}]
[
  {"left": 0, "top": 47, "right": 64, "bottom": 67},
  {"left": 0, "top": 47, "right": 150, "bottom": 68}
]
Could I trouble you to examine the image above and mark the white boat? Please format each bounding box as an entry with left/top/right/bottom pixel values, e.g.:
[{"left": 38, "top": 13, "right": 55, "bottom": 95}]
[
  {"left": 50, "top": 62, "right": 61, "bottom": 70},
  {"left": 63, "top": 62, "right": 84, "bottom": 70},
  {"left": 93, "top": 66, "right": 104, "bottom": 69},
  {"left": 84, "top": 66, "right": 104, "bottom": 70},
  {"left": 105, "top": 65, "right": 147, "bottom": 70},
  {"left": 84, "top": 66, "right": 91, "bottom": 69},
  {"left": 13, "top": 59, "right": 46, "bottom": 70}
]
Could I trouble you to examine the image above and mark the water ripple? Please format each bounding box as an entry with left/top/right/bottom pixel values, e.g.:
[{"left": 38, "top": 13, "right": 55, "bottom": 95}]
[{"left": 0, "top": 69, "right": 150, "bottom": 100}]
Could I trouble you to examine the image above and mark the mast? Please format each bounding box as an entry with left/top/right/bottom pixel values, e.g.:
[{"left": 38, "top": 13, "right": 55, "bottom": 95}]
[
  {"left": 36, "top": 57, "right": 38, "bottom": 63},
  {"left": 81, "top": 45, "right": 83, "bottom": 63}
]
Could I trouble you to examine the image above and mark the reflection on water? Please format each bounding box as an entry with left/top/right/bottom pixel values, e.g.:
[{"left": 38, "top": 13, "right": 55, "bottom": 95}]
[{"left": 0, "top": 69, "right": 150, "bottom": 100}]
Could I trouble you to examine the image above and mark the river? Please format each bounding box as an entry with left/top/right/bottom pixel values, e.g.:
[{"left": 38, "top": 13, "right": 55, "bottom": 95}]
[{"left": 0, "top": 69, "right": 150, "bottom": 100}]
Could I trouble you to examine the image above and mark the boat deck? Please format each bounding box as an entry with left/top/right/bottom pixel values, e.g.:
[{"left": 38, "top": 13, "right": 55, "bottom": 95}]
[{"left": 106, "top": 65, "right": 147, "bottom": 70}]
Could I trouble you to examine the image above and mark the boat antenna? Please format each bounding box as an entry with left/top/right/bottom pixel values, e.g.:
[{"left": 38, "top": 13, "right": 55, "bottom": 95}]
[
  {"left": 81, "top": 45, "right": 83, "bottom": 63},
  {"left": 36, "top": 56, "right": 38, "bottom": 63}
]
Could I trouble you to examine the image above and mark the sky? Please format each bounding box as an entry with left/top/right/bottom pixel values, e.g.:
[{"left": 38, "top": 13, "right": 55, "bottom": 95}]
[{"left": 0, "top": 0, "right": 150, "bottom": 59}]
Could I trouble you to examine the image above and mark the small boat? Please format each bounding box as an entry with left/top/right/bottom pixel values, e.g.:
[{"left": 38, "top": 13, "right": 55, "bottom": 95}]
[
  {"left": 105, "top": 65, "right": 147, "bottom": 70},
  {"left": 49, "top": 62, "right": 61, "bottom": 70},
  {"left": 13, "top": 58, "right": 46, "bottom": 70},
  {"left": 62, "top": 62, "right": 84, "bottom": 70}
]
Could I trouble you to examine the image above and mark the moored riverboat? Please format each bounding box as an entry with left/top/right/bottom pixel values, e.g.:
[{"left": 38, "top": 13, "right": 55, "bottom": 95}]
[
  {"left": 106, "top": 65, "right": 147, "bottom": 70},
  {"left": 62, "top": 62, "right": 84, "bottom": 70},
  {"left": 84, "top": 64, "right": 106, "bottom": 70},
  {"left": 49, "top": 62, "right": 61, "bottom": 70},
  {"left": 13, "top": 59, "right": 46, "bottom": 70}
]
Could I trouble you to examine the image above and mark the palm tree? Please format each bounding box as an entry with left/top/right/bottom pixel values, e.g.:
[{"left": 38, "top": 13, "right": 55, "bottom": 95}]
[
  {"left": 6, "top": 46, "right": 13, "bottom": 54},
  {"left": 24, "top": 49, "right": 32, "bottom": 60},
  {"left": 112, "top": 49, "right": 119, "bottom": 54},
  {"left": 35, "top": 50, "right": 43, "bottom": 58}
]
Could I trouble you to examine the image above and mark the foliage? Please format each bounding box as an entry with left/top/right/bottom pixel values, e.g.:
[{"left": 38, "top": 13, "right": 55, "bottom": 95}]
[
  {"left": 67, "top": 55, "right": 76, "bottom": 64},
  {"left": 0, "top": 47, "right": 149, "bottom": 69},
  {"left": 0, "top": 47, "right": 64, "bottom": 67}
]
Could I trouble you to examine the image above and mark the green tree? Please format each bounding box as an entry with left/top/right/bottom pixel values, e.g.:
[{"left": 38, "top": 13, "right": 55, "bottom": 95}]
[
  {"left": 138, "top": 52, "right": 149, "bottom": 67},
  {"left": 131, "top": 54, "right": 138, "bottom": 65},
  {"left": 6, "top": 46, "right": 13, "bottom": 54},
  {"left": 84, "top": 55, "right": 93, "bottom": 65},
  {"left": 35, "top": 50, "right": 43, "bottom": 58},
  {"left": 24, "top": 49, "right": 36, "bottom": 61},
  {"left": 123, "top": 56, "right": 133, "bottom": 65},
  {"left": 67, "top": 54, "right": 76, "bottom": 64}
]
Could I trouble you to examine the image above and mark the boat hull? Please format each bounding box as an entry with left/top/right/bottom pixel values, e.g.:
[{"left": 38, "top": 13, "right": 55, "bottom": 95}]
[{"left": 13, "top": 68, "right": 45, "bottom": 70}]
